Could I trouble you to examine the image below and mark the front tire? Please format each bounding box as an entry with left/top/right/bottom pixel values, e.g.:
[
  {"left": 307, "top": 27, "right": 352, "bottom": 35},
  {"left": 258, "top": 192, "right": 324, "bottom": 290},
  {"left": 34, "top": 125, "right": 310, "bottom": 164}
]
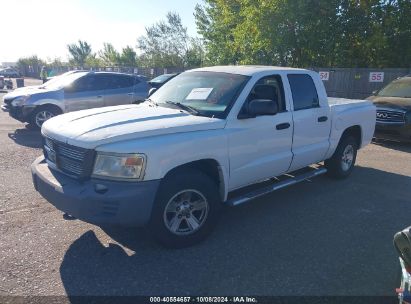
[
  {"left": 30, "top": 106, "right": 61, "bottom": 130},
  {"left": 325, "top": 135, "right": 358, "bottom": 179},
  {"left": 148, "top": 168, "right": 221, "bottom": 248}
]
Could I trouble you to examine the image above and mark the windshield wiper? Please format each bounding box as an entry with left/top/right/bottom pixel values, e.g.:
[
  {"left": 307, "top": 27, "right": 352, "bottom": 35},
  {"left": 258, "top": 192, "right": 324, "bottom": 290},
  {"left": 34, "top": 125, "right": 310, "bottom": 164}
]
[
  {"left": 165, "top": 101, "right": 199, "bottom": 115},
  {"left": 145, "top": 98, "right": 158, "bottom": 106}
]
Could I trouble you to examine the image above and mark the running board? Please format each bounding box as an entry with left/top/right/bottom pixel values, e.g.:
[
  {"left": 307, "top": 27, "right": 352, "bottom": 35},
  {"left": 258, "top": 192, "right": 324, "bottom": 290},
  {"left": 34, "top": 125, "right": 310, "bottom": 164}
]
[{"left": 226, "top": 167, "right": 327, "bottom": 206}]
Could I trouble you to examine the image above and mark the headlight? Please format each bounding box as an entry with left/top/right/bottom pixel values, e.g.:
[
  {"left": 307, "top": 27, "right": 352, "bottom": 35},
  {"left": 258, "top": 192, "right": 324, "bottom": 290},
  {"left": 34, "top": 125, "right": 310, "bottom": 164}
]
[
  {"left": 92, "top": 153, "right": 146, "bottom": 180},
  {"left": 11, "top": 95, "right": 30, "bottom": 107}
]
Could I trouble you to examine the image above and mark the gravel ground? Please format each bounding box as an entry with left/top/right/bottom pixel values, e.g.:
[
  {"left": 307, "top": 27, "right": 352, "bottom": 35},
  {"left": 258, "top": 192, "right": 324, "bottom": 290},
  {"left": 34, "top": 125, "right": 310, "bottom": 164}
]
[{"left": 0, "top": 84, "right": 410, "bottom": 298}]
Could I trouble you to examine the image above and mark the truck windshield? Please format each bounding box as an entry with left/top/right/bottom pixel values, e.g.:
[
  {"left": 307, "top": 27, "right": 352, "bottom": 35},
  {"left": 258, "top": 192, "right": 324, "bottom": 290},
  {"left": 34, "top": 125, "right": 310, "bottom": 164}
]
[
  {"left": 377, "top": 79, "right": 411, "bottom": 99},
  {"left": 150, "top": 71, "right": 250, "bottom": 118}
]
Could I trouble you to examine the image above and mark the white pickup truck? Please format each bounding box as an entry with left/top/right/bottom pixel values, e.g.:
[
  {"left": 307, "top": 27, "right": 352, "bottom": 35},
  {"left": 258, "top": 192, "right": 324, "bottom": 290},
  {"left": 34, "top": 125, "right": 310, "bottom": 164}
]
[{"left": 31, "top": 66, "right": 376, "bottom": 247}]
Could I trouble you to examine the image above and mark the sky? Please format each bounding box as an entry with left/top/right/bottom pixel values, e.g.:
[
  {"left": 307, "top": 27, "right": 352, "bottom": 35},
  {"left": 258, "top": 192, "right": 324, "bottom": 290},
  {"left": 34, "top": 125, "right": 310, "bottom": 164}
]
[{"left": 0, "top": 0, "right": 200, "bottom": 63}]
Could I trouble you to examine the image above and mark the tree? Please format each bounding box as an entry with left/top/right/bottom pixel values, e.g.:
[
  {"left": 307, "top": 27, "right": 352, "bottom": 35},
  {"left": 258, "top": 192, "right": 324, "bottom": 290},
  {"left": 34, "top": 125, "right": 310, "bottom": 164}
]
[
  {"left": 185, "top": 38, "right": 205, "bottom": 67},
  {"left": 194, "top": 1, "right": 242, "bottom": 65},
  {"left": 85, "top": 54, "right": 104, "bottom": 68},
  {"left": 195, "top": 0, "right": 411, "bottom": 68},
  {"left": 120, "top": 46, "right": 137, "bottom": 66},
  {"left": 137, "top": 12, "right": 203, "bottom": 68},
  {"left": 67, "top": 40, "right": 92, "bottom": 67},
  {"left": 98, "top": 43, "right": 121, "bottom": 66},
  {"left": 17, "top": 55, "right": 46, "bottom": 77}
]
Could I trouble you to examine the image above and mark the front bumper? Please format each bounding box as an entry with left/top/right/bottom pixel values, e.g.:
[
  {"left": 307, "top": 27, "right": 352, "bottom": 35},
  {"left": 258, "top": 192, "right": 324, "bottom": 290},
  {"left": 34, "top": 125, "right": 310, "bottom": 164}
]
[
  {"left": 31, "top": 156, "right": 160, "bottom": 226},
  {"left": 374, "top": 122, "right": 411, "bottom": 142},
  {"left": 3, "top": 104, "right": 35, "bottom": 123}
]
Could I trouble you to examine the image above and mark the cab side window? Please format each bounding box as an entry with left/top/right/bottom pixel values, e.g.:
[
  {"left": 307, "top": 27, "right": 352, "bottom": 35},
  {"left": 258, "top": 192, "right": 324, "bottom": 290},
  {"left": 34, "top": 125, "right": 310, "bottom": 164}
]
[
  {"left": 106, "top": 75, "right": 135, "bottom": 89},
  {"left": 246, "top": 75, "right": 286, "bottom": 112},
  {"left": 287, "top": 74, "right": 319, "bottom": 110},
  {"left": 71, "top": 75, "right": 107, "bottom": 92}
]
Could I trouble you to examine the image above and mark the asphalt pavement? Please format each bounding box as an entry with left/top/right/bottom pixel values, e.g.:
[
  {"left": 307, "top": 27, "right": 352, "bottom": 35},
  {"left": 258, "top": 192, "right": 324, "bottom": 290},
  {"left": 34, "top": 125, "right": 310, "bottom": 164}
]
[{"left": 0, "top": 84, "right": 411, "bottom": 298}]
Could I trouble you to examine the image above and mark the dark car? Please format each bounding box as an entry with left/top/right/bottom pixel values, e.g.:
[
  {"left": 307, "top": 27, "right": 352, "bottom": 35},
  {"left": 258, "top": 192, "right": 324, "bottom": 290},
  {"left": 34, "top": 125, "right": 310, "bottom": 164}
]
[
  {"left": 367, "top": 76, "right": 411, "bottom": 142},
  {"left": 148, "top": 73, "right": 179, "bottom": 89},
  {"left": 0, "top": 67, "right": 20, "bottom": 78}
]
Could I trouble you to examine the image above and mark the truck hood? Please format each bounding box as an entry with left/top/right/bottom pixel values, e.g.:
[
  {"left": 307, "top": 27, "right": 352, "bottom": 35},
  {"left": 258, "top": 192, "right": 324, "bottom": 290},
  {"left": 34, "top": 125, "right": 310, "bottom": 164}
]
[
  {"left": 367, "top": 95, "right": 411, "bottom": 111},
  {"left": 42, "top": 103, "right": 226, "bottom": 149}
]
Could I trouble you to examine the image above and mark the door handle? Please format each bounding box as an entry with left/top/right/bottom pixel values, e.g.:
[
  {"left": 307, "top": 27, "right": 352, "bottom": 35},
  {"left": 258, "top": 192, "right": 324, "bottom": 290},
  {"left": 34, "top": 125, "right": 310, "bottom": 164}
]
[
  {"left": 318, "top": 116, "right": 328, "bottom": 122},
  {"left": 96, "top": 95, "right": 103, "bottom": 98},
  {"left": 276, "top": 122, "right": 291, "bottom": 130},
  {"left": 127, "top": 93, "right": 134, "bottom": 96}
]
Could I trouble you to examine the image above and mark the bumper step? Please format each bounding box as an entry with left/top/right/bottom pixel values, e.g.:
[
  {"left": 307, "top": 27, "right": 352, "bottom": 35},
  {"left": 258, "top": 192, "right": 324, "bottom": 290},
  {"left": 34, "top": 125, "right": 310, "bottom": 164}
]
[{"left": 226, "top": 166, "right": 327, "bottom": 206}]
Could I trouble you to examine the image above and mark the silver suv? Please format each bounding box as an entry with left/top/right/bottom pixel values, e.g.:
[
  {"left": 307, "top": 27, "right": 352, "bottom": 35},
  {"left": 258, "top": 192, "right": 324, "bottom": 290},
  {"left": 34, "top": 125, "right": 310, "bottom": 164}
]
[{"left": 2, "top": 71, "right": 148, "bottom": 129}]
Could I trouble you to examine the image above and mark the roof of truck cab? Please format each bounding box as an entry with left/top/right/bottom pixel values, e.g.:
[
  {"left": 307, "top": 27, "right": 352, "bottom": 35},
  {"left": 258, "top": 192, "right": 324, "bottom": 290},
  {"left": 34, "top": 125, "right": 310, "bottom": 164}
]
[{"left": 188, "top": 65, "right": 308, "bottom": 76}]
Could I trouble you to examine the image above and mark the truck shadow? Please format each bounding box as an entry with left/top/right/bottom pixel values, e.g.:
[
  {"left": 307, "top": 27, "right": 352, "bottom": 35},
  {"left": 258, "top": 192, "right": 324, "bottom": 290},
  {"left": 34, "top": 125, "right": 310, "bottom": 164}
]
[
  {"left": 8, "top": 127, "right": 42, "bottom": 148},
  {"left": 59, "top": 166, "right": 411, "bottom": 298}
]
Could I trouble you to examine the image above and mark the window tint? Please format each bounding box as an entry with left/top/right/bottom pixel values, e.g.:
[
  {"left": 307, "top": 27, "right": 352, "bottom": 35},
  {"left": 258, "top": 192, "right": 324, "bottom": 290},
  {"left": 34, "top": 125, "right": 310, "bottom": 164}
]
[
  {"left": 287, "top": 74, "right": 319, "bottom": 110},
  {"left": 106, "top": 75, "right": 135, "bottom": 89},
  {"left": 72, "top": 75, "right": 107, "bottom": 92},
  {"left": 247, "top": 75, "right": 286, "bottom": 112}
]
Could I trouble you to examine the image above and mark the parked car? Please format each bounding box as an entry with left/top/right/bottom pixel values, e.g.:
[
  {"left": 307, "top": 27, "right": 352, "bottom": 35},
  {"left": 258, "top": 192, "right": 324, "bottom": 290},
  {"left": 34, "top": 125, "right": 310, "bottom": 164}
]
[
  {"left": 367, "top": 76, "right": 411, "bottom": 142},
  {"left": 0, "top": 76, "right": 4, "bottom": 89},
  {"left": 149, "top": 73, "right": 179, "bottom": 89},
  {"left": 2, "top": 71, "right": 149, "bottom": 129},
  {"left": 0, "top": 67, "right": 20, "bottom": 78},
  {"left": 31, "top": 66, "right": 376, "bottom": 247}
]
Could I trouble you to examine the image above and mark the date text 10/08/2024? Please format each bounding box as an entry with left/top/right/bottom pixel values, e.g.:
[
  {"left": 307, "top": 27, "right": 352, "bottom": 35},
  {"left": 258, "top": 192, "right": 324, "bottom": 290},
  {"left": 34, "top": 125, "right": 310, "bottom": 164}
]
[{"left": 149, "top": 297, "right": 258, "bottom": 303}]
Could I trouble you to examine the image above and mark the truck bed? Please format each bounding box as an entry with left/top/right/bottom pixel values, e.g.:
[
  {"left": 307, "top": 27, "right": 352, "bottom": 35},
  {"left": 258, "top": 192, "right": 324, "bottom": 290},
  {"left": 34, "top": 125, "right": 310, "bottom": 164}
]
[
  {"left": 326, "top": 97, "right": 376, "bottom": 154},
  {"left": 328, "top": 97, "right": 372, "bottom": 106}
]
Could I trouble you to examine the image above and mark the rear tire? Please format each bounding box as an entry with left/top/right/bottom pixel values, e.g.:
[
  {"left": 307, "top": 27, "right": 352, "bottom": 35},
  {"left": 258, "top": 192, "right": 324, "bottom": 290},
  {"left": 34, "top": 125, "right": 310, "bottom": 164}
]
[
  {"left": 325, "top": 135, "right": 358, "bottom": 179},
  {"left": 148, "top": 168, "right": 221, "bottom": 248},
  {"left": 29, "top": 106, "right": 61, "bottom": 130}
]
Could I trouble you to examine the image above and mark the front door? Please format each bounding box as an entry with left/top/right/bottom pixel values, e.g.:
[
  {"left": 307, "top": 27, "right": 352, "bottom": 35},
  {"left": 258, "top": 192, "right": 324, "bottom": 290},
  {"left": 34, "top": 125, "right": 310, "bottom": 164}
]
[
  {"left": 227, "top": 75, "right": 294, "bottom": 190},
  {"left": 104, "top": 74, "right": 135, "bottom": 106},
  {"left": 64, "top": 74, "right": 107, "bottom": 112}
]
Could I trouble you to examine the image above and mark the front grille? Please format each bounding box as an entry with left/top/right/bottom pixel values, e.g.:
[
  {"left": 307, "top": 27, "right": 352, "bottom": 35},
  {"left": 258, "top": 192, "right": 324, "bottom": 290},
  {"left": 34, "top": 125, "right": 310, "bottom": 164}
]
[
  {"left": 43, "top": 137, "right": 95, "bottom": 179},
  {"left": 376, "top": 109, "right": 405, "bottom": 123},
  {"left": 58, "top": 145, "right": 86, "bottom": 161}
]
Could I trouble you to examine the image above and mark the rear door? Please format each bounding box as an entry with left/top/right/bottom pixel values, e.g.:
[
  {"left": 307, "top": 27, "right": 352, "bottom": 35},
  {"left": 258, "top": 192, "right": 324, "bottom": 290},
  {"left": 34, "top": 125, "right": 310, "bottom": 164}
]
[
  {"left": 104, "top": 74, "right": 135, "bottom": 106},
  {"left": 133, "top": 76, "right": 149, "bottom": 103},
  {"left": 64, "top": 74, "right": 107, "bottom": 112},
  {"left": 287, "top": 73, "right": 331, "bottom": 171}
]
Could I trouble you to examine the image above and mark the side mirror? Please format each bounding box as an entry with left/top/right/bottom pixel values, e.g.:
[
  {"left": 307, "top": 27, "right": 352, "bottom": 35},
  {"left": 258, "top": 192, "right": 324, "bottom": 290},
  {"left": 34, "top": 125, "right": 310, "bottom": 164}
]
[
  {"left": 372, "top": 90, "right": 378, "bottom": 95},
  {"left": 148, "top": 87, "right": 157, "bottom": 96},
  {"left": 239, "top": 99, "right": 278, "bottom": 119}
]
